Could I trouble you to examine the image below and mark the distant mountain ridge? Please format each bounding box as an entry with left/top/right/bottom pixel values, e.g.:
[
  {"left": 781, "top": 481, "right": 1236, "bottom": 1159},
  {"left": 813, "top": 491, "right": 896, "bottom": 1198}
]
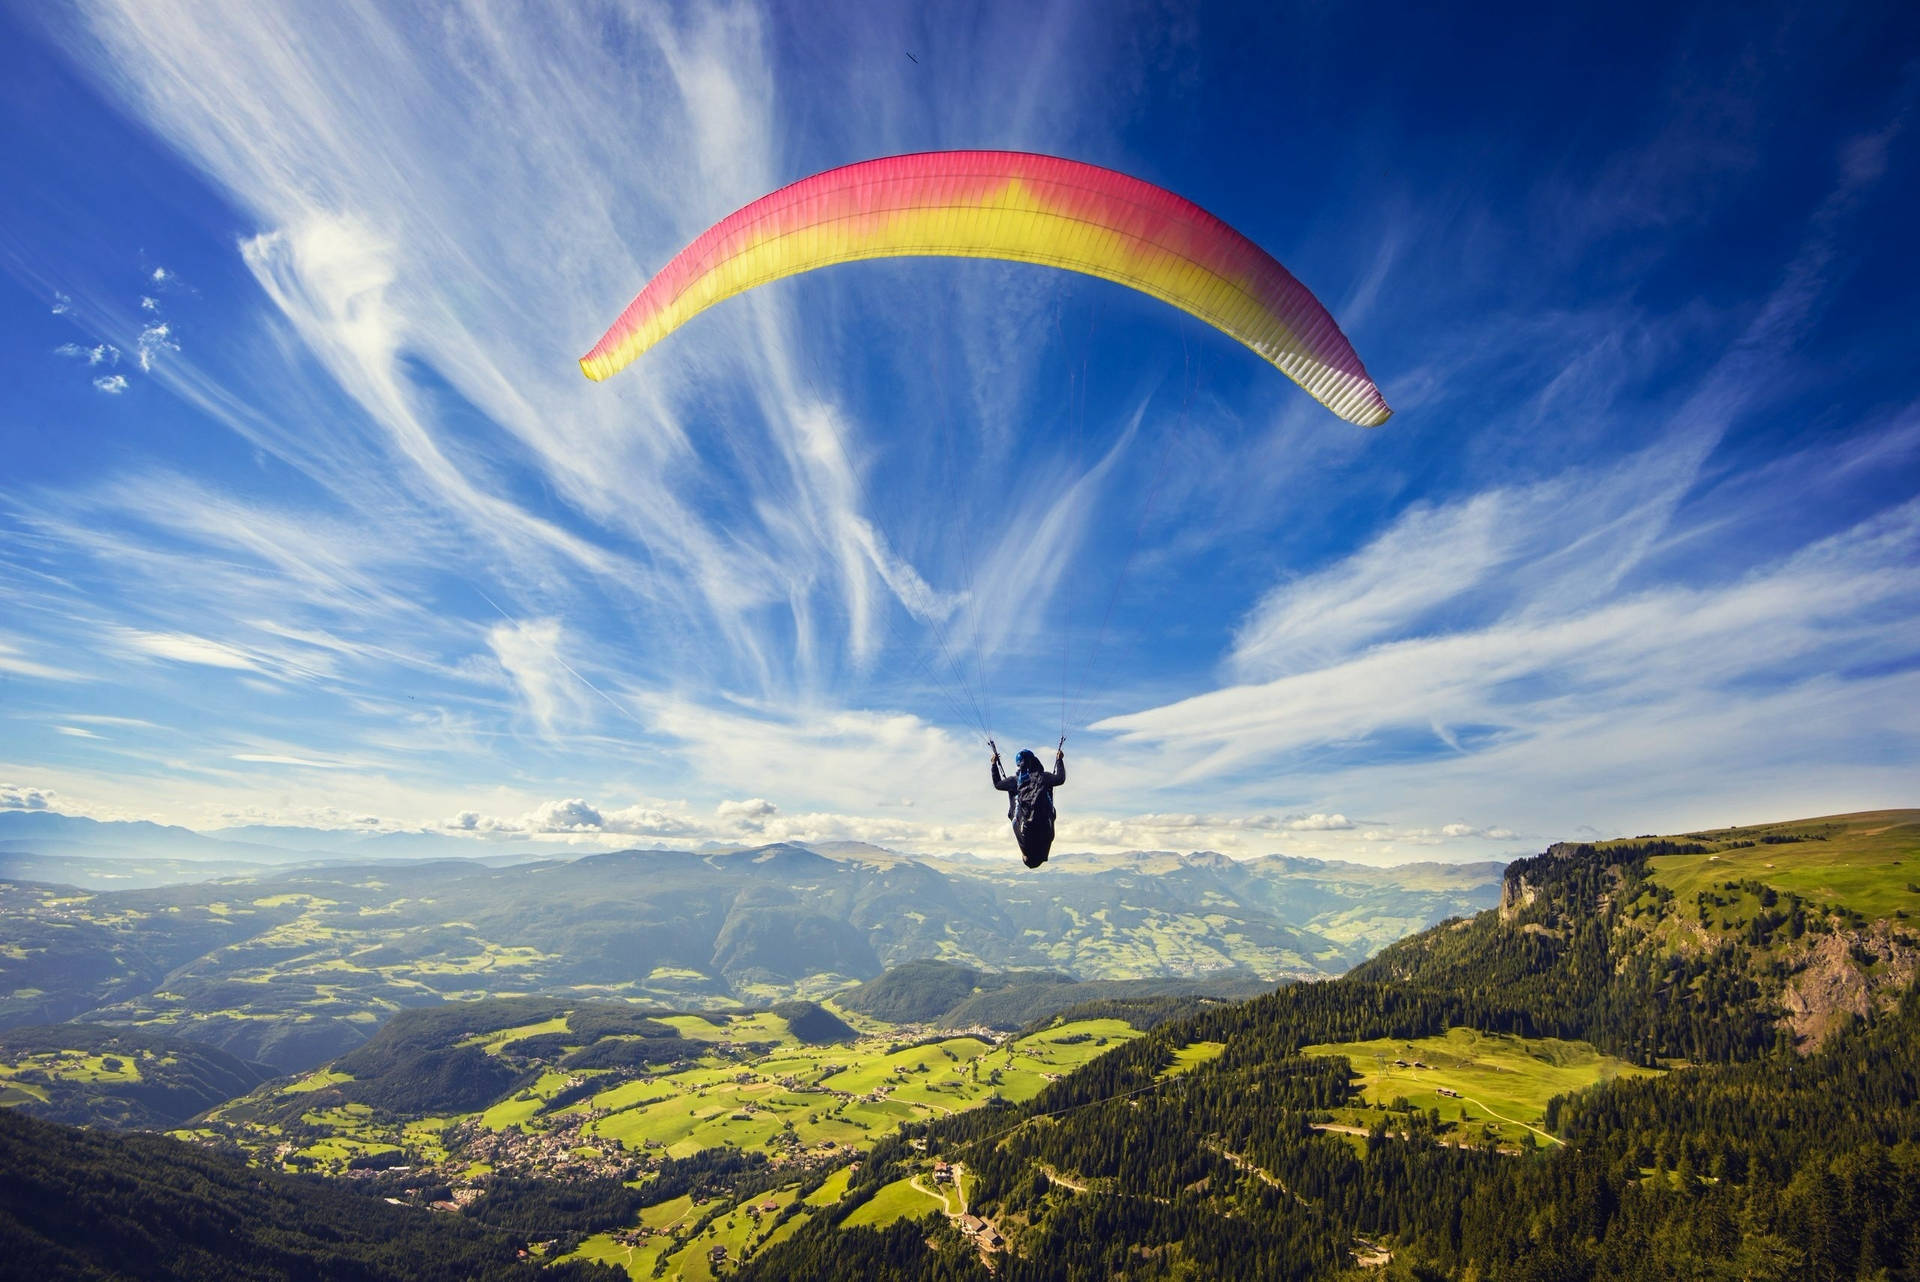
[
  {"left": 0, "top": 809, "right": 560, "bottom": 871},
  {"left": 0, "top": 828, "right": 1502, "bottom": 1071},
  {"left": 2, "top": 806, "right": 1492, "bottom": 879}
]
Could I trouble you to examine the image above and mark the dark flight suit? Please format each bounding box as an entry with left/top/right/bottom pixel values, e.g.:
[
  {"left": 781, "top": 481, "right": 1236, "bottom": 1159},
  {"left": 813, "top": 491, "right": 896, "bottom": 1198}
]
[{"left": 992, "top": 752, "right": 1065, "bottom": 868}]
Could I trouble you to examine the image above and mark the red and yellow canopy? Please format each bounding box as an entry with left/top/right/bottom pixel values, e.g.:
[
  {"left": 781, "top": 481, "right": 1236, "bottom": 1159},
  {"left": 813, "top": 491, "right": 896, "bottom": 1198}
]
[{"left": 582, "top": 151, "right": 1389, "bottom": 427}]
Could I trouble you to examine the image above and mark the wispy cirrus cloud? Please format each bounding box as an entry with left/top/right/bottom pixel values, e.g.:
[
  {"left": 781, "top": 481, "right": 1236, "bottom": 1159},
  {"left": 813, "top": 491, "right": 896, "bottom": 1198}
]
[
  {"left": 43, "top": 0, "right": 1156, "bottom": 703},
  {"left": 230, "top": 752, "right": 351, "bottom": 768},
  {"left": 1101, "top": 485, "right": 1920, "bottom": 803},
  {"left": 0, "top": 638, "right": 90, "bottom": 681},
  {"left": 113, "top": 627, "right": 266, "bottom": 671},
  {"left": 485, "top": 618, "right": 596, "bottom": 738},
  {"left": 1229, "top": 431, "right": 1716, "bottom": 681}
]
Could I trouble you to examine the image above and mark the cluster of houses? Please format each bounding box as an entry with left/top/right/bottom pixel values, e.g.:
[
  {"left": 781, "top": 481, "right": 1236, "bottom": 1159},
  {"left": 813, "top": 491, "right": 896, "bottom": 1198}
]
[
  {"left": 424, "top": 1187, "right": 486, "bottom": 1213},
  {"left": 932, "top": 1162, "right": 1004, "bottom": 1249},
  {"left": 452, "top": 1110, "right": 635, "bottom": 1182}
]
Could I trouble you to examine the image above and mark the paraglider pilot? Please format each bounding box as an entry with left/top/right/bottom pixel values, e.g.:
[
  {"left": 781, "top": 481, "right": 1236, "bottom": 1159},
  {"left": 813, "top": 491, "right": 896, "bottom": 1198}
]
[{"left": 990, "top": 738, "right": 1065, "bottom": 868}]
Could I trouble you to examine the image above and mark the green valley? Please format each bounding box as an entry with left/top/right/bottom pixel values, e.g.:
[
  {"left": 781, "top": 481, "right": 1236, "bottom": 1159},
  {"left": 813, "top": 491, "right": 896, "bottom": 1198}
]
[{"left": 189, "top": 992, "right": 1144, "bottom": 1277}]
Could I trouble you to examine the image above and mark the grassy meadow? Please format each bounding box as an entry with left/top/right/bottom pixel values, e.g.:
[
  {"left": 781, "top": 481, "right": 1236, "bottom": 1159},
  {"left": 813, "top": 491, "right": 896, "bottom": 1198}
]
[
  {"left": 1635, "top": 810, "right": 1920, "bottom": 923},
  {"left": 1300, "top": 1027, "right": 1656, "bottom": 1146}
]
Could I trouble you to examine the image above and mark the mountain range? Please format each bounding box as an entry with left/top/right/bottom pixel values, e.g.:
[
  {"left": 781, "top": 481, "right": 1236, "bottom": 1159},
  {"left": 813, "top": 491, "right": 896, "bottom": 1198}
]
[{"left": 0, "top": 817, "right": 1501, "bottom": 1071}]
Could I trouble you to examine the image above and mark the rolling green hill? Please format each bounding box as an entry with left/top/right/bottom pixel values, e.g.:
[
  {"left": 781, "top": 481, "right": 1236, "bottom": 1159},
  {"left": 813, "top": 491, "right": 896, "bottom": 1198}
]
[
  {"left": 177, "top": 993, "right": 1146, "bottom": 1274},
  {"left": 835, "top": 961, "right": 1078, "bottom": 1023},
  {"left": 0, "top": 843, "right": 1502, "bottom": 1071},
  {"left": 837, "top": 958, "right": 1277, "bottom": 1030},
  {"left": 0, "top": 1023, "right": 270, "bottom": 1129}
]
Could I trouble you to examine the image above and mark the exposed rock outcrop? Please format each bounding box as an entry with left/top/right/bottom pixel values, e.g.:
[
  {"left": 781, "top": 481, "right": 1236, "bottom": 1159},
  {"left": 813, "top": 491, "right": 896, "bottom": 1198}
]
[{"left": 1780, "top": 927, "right": 1920, "bottom": 1048}]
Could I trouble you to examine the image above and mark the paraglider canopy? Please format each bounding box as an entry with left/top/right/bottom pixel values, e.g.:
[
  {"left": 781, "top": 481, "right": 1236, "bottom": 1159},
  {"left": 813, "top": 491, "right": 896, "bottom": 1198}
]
[{"left": 582, "top": 150, "right": 1390, "bottom": 426}]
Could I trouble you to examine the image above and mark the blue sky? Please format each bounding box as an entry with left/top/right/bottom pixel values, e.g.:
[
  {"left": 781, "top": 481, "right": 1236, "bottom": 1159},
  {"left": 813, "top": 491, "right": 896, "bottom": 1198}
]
[{"left": 2, "top": 0, "right": 1916, "bottom": 862}]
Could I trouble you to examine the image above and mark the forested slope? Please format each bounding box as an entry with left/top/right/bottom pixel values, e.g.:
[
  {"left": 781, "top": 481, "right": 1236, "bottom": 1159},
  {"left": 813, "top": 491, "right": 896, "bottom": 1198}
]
[
  {"left": 740, "top": 812, "right": 1920, "bottom": 1280},
  {"left": 836, "top": 958, "right": 1275, "bottom": 1029}
]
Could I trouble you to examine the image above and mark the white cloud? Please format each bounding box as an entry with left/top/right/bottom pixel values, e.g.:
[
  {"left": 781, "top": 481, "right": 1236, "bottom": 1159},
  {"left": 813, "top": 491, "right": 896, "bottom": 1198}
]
[
  {"left": 55, "top": 725, "right": 104, "bottom": 739},
  {"left": 52, "top": 0, "right": 1133, "bottom": 715},
  {"left": 1229, "top": 434, "right": 1712, "bottom": 681},
  {"left": 231, "top": 752, "right": 348, "bottom": 768},
  {"left": 50, "top": 291, "right": 72, "bottom": 315},
  {"left": 642, "top": 694, "right": 981, "bottom": 817},
  {"left": 602, "top": 804, "right": 696, "bottom": 837},
  {"left": 527, "top": 797, "right": 603, "bottom": 831},
  {"left": 1288, "top": 813, "right": 1353, "bottom": 831},
  {"left": 56, "top": 342, "right": 119, "bottom": 366},
  {"left": 135, "top": 320, "right": 178, "bottom": 371},
  {"left": 235, "top": 215, "right": 624, "bottom": 580},
  {"left": 92, "top": 374, "right": 129, "bottom": 394},
  {"left": 114, "top": 627, "right": 263, "bottom": 670},
  {"left": 1101, "top": 474, "right": 1920, "bottom": 788},
  {"left": 61, "top": 714, "right": 163, "bottom": 730},
  {"left": 140, "top": 295, "right": 160, "bottom": 311},
  {"left": 443, "top": 797, "right": 695, "bottom": 839},
  {"left": 0, "top": 640, "right": 90, "bottom": 682},
  {"left": 715, "top": 796, "right": 778, "bottom": 833},
  {"left": 486, "top": 618, "right": 590, "bottom": 736},
  {"left": 0, "top": 784, "right": 55, "bottom": 810},
  {"left": 1437, "top": 822, "right": 1517, "bottom": 840}
]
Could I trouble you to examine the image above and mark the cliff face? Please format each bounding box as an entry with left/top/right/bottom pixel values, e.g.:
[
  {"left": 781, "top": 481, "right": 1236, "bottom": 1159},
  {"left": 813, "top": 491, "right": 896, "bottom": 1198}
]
[
  {"left": 1497, "top": 843, "right": 1616, "bottom": 925},
  {"left": 1779, "top": 927, "right": 1920, "bottom": 1046},
  {"left": 1497, "top": 873, "right": 1541, "bottom": 921}
]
